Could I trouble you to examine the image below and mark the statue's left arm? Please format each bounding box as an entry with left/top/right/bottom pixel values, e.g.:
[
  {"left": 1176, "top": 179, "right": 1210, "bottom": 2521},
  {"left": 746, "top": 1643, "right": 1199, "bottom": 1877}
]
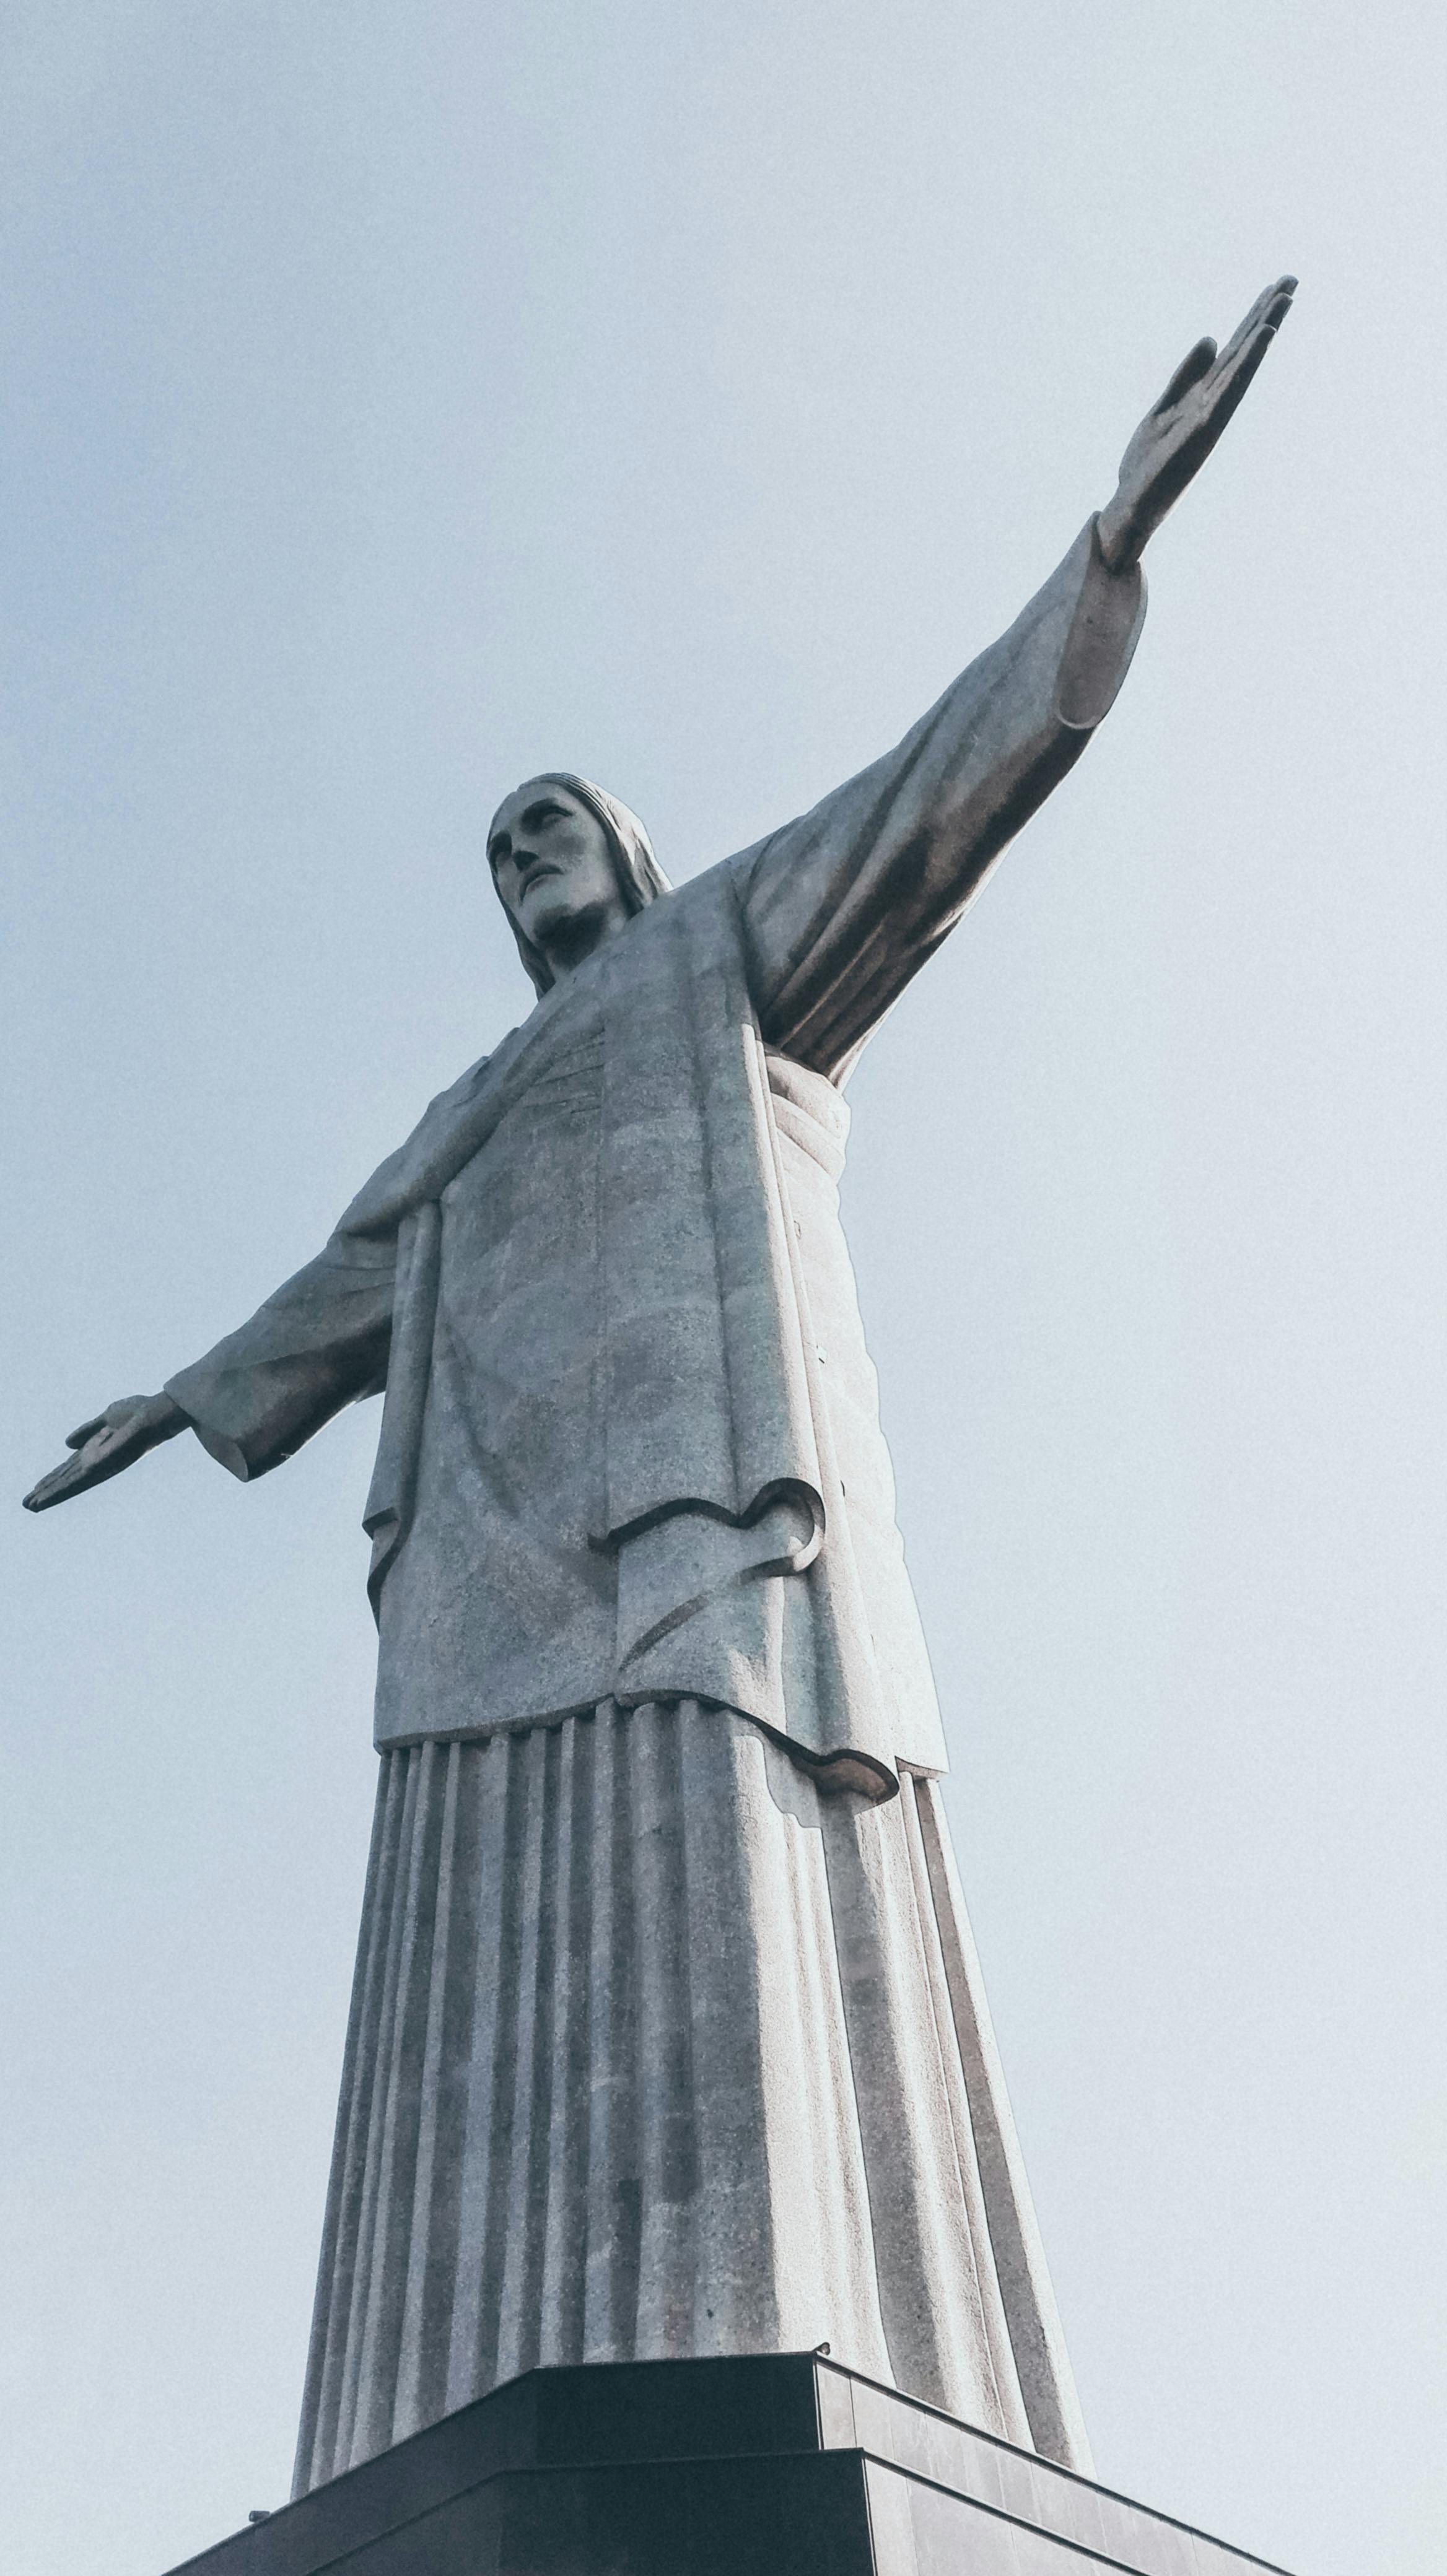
[{"left": 738, "top": 278, "right": 1294, "bottom": 1077}]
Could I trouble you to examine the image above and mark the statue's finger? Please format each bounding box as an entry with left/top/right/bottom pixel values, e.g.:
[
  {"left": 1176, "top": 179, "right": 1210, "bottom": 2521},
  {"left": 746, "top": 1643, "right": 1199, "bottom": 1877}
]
[
  {"left": 1153, "top": 336, "right": 1217, "bottom": 416},
  {"left": 1246, "top": 280, "right": 1295, "bottom": 344},
  {"left": 24, "top": 1459, "right": 84, "bottom": 1511},
  {"left": 1183, "top": 325, "right": 1278, "bottom": 458},
  {"left": 24, "top": 1429, "right": 138, "bottom": 1507},
  {"left": 1219, "top": 276, "right": 1296, "bottom": 365},
  {"left": 66, "top": 1396, "right": 151, "bottom": 1448},
  {"left": 1214, "top": 318, "right": 1283, "bottom": 402}
]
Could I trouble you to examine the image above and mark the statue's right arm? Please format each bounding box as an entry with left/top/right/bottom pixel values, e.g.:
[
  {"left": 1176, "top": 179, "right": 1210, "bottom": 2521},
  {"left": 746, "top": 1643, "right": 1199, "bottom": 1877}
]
[
  {"left": 23, "top": 1045, "right": 501, "bottom": 1515},
  {"left": 24, "top": 1235, "right": 395, "bottom": 1512}
]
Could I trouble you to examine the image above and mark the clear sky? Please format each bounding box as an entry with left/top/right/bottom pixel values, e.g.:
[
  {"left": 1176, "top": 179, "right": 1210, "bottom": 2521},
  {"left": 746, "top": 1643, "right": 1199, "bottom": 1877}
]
[{"left": 3, "top": 6, "right": 1444, "bottom": 2572}]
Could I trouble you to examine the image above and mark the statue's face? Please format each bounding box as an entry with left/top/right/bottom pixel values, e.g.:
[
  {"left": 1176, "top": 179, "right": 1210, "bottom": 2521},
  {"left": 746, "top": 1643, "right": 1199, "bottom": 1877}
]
[{"left": 487, "top": 783, "right": 630, "bottom": 963}]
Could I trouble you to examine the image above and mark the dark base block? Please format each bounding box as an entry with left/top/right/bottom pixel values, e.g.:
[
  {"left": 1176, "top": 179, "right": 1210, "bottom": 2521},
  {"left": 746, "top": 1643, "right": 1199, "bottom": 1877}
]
[{"left": 167, "top": 2352, "right": 1295, "bottom": 2575}]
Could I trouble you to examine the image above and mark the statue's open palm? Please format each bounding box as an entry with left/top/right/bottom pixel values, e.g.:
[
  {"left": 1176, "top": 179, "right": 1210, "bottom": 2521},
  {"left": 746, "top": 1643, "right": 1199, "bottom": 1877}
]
[
  {"left": 24, "top": 1393, "right": 185, "bottom": 1512},
  {"left": 1098, "top": 276, "right": 1296, "bottom": 572}
]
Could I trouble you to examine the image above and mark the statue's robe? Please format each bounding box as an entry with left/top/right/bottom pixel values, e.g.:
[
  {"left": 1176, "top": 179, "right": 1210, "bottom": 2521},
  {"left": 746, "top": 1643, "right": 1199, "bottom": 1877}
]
[{"left": 166, "top": 523, "right": 1144, "bottom": 2494}]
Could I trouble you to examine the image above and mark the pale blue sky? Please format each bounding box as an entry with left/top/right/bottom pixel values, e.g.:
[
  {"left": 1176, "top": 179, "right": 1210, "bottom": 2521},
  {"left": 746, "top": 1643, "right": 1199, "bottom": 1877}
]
[{"left": 4, "top": 7, "right": 1445, "bottom": 2572}]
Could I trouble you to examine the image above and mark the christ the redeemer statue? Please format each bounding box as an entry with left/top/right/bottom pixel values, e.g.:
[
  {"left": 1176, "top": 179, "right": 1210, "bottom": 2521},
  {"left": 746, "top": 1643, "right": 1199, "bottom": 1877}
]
[{"left": 26, "top": 281, "right": 1294, "bottom": 2500}]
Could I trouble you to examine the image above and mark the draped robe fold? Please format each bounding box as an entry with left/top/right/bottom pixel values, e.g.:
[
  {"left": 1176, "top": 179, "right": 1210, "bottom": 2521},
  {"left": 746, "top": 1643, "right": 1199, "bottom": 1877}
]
[{"left": 162, "top": 521, "right": 1145, "bottom": 2491}]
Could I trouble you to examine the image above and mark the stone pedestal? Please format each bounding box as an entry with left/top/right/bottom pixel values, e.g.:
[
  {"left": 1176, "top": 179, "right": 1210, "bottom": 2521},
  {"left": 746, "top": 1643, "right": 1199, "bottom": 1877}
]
[{"left": 166, "top": 2352, "right": 1295, "bottom": 2576}]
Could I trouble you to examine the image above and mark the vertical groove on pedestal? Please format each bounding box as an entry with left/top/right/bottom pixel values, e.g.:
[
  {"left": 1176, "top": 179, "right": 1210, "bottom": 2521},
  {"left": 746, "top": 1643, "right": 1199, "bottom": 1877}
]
[{"left": 912, "top": 1775, "right": 1095, "bottom": 2476}]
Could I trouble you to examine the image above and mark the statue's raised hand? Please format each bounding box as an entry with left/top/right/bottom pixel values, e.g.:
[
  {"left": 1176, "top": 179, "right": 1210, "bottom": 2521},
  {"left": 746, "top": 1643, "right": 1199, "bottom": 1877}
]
[
  {"left": 1096, "top": 276, "right": 1296, "bottom": 573},
  {"left": 23, "top": 1392, "right": 186, "bottom": 1513}
]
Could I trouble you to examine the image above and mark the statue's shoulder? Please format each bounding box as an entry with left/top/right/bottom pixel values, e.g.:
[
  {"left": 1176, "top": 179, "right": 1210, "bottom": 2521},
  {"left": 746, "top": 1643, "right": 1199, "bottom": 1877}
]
[
  {"left": 431, "top": 1047, "right": 495, "bottom": 1106},
  {"left": 612, "top": 853, "right": 751, "bottom": 968},
  {"left": 334, "top": 1047, "right": 503, "bottom": 1240}
]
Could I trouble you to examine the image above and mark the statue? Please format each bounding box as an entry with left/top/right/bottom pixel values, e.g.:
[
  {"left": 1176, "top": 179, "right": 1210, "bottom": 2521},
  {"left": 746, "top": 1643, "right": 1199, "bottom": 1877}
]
[{"left": 25, "top": 281, "right": 1295, "bottom": 2504}]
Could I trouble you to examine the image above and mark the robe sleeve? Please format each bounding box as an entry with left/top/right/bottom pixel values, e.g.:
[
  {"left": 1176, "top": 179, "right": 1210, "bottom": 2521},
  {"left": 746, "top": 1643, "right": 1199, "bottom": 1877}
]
[
  {"left": 159, "top": 1050, "right": 496, "bottom": 1487},
  {"left": 733, "top": 518, "right": 1146, "bottom": 1077},
  {"left": 164, "top": 1233, "right": 395, "bottom": 1482}
]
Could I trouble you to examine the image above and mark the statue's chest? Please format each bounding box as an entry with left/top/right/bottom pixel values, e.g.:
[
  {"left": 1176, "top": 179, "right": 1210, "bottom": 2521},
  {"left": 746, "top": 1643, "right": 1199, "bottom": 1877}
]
[{"left": 437, "top": 1007, "right": 606, "bottom": 1363}]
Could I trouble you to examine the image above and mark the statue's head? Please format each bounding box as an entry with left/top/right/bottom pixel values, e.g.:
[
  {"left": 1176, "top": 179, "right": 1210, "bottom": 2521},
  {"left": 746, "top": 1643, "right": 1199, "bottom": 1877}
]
[{"left": 486, "top": 773, "right": 670, "bottom": 995}]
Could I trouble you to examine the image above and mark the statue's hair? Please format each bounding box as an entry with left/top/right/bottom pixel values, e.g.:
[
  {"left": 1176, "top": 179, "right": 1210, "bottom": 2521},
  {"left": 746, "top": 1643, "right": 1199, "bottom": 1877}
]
[{"left": 489, "top": 773, "right": 670, "bottom": 996}]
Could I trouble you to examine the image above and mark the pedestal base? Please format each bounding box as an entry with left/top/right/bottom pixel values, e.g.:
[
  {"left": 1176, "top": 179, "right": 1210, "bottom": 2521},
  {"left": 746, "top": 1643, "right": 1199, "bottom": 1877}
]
[{"left": 167, "top": 2352, "right": 1295, "bottom": 2575}]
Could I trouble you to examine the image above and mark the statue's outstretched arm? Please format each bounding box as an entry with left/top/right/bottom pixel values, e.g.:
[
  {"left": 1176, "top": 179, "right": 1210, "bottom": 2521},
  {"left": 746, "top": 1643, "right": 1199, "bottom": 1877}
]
[
  {"left": 738, "top": 278, "right": 1295, "bottom": 1077},
  {"left": 24, "top": 1235, "right": 395, "bottom": 1513},
  {"left": 22, "top": 1048, "right": 496, "bottom": 1518}
]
